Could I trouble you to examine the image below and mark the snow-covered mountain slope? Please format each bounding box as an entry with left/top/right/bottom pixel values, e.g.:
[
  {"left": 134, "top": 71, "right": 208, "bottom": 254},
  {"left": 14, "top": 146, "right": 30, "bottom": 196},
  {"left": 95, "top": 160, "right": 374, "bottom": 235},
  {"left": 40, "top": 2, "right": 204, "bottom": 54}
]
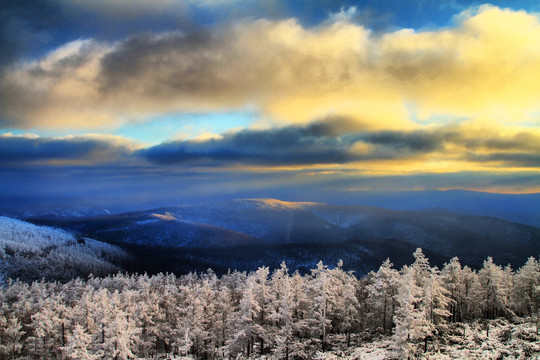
[
  {"left": 34, "top": 199, "right": 343, "bottom": 246},
  {"left": 152, "top": 199, "right": 345, "bottom": 244},
  {"left": 27, "top": 198, "right": 540, "bottom": 273},
  {"left": 29, "top": 211, "right": 263, "bottom": 248},
  {"left": 226, "top": 198, "right": 323, "bottom": 210},
  {"left": 147, "top": 200, "right": 540, "bottom": 264},
  {"left": 0, "top": 217, "right": 127, "bottom": 283},
  {"left": 329, "top": 206, "right": 540, "bottom": 266}
]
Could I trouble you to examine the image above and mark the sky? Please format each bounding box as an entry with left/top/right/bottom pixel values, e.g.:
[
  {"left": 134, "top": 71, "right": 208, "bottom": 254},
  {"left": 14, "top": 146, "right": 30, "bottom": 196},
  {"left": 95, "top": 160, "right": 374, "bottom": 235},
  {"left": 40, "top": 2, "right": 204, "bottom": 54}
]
[{"left": 1, "top": 0, "right": 540, "bottom": 207}]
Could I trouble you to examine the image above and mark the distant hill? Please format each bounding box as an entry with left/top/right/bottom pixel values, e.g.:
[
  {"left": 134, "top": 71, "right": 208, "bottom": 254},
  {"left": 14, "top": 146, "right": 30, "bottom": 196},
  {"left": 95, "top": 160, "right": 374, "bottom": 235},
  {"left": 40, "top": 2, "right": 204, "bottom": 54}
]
[
  {"left": 0, "top": 217, "right": 128, "bottom": 283},
  {"left": 348, "top": 190, "right": 540, "bottom": 228},
  {"left": 29, "top": 211, "right": 263, "bottom": 248},
  {"left": 27, "top": 199, "right": 540, "bottom": 276},
  {"left": 0, "top": 194, "right": 117, "bottom": 218},
  {"left": 3, "top": 190, "right": 540, "bottom": 227}
]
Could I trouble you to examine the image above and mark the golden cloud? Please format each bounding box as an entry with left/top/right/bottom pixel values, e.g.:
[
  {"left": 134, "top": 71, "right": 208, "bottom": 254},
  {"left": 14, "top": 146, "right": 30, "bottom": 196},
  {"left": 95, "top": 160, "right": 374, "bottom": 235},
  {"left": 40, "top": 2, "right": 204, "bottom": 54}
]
[{"left": 1, "top": 6, "right": 540, "bottom": 133}]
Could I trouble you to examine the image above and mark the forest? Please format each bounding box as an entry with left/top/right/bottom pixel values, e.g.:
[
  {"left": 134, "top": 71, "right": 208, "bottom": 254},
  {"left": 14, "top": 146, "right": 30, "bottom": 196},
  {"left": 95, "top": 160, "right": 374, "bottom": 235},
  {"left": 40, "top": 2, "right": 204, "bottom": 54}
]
[{"left": 1, "top": 249, "right": 539, "bottom": 359}]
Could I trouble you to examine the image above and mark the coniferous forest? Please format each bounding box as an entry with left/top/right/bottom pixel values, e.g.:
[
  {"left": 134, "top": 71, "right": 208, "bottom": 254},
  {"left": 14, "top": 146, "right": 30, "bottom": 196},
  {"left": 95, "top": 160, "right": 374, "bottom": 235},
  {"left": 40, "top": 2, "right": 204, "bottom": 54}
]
[{"left": 1, "top": 248, "right": 539, "bottom": 360}]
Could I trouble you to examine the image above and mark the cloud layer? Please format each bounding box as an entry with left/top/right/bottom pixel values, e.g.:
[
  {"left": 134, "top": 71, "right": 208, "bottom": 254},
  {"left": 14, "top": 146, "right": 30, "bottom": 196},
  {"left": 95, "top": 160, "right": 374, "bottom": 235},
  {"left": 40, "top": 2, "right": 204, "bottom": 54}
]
[
  {"left": 0, "top": 133, "right": 135, "bottom": 165},
  {"left": 2, "top": 6, "right": 540, "bottom": 131},
  {"left": 3, "top": 117, "right": 539, "bottom": 171},
  {"left": 1, "top": 3, "right": 539, "bottom": 197}
]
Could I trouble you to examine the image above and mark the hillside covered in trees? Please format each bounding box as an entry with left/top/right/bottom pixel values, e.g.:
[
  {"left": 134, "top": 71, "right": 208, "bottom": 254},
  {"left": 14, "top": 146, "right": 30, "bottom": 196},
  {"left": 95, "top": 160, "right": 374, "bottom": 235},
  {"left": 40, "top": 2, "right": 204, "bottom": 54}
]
[
  {"left": 27, "top": 199, "right": 540, "bottom": 277},
  {"left": 0, "top": 217, "right": 129, "bottom": 283},
  {"left": 1, "top": 249, "right": 539, "bottom": 359}
]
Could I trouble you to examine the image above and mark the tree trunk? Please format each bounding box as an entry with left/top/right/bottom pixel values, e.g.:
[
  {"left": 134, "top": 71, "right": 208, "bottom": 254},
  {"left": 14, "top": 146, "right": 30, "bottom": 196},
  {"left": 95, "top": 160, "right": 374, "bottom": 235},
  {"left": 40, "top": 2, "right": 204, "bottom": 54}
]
[
  {"left": 383, "top": 294, "right": 387, "bottom": 333},
  {"left": 61, "top": 322, "right": 65, "bottom": 348}
]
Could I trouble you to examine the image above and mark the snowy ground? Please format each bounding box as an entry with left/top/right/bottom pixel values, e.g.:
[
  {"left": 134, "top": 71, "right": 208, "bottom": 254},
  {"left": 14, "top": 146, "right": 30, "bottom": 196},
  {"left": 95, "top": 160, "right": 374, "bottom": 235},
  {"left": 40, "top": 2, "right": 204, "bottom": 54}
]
[
  {"left": 310, "top": 318, "right": 540, "bottom": 360},
  {"left": 161, "top": 318, "right": 539, "bottom": 360}
]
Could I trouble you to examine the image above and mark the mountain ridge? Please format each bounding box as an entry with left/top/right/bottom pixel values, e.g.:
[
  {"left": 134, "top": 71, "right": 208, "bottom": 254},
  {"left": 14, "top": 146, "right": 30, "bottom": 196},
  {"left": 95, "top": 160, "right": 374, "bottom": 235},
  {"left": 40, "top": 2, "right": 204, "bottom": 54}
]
[{"left": 25, "top": 198, "right": 540, "bottom": 275}]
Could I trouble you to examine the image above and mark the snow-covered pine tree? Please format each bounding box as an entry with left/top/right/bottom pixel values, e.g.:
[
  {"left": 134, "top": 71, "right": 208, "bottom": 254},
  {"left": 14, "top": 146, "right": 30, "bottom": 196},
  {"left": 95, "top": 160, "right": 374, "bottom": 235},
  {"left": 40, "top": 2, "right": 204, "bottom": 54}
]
[
  {"left": 28, "top": 292, "right": 67, "bottom": 358},
  {"left": 330, "top": 260, "right": 360, "bottom": 346},
  {"left": 132, "top": 274, "right": 162, "bottom": 358},
  {"left": 460, "top": 265, "right": 482, "bottom": 321},
  {"left": 441, "top": 257, "right": 467, "bottom": 322},
  {"left": 62, "top": 324, "right": 102, "bottom": 360},
  {"left": 366, "top": 258, "right": 399, "bottom": 334},
  {"left": 288, "top": 270, "right": 311, "bottom": 358},
  {"left": 512, "top": 257, "right": 540, "bottom": 316},
  {"left": 422, "top": 266, "right": 452, "bottom": 351},
  {"left": 308, "top": 261, "right": 334, "bottom": 352},
  {"left": 195, "top": 277, "right": 218, "bottom": 358},
  {"left": 478, "top": 257, "right": 510, "bottom": 319},
  {"left": 411, "top": 248, "right": 431, "bottom": 288},
  {"left": 393, "top": 265, "right": 427, "bottom": 359},
  {"left": 268, "top": 262, "right": 294, "bottom": 360},
  {"left": 227, "top": 274, "right": 260, "bottom": 357},
  {"left": 173, "top": 284, "right": 195, "bottom": 356},
  {"left": 101, "top": 290, "right": 141, "bottom": 360},
  {"left": 253, "top": 266, "right": 271, "bottom": 355},
  {"left": 0, "top": 317, "right": 24, "bottom": 359},
  {"left": 213, "top": 280, "right": 235, "bottom": 357}
]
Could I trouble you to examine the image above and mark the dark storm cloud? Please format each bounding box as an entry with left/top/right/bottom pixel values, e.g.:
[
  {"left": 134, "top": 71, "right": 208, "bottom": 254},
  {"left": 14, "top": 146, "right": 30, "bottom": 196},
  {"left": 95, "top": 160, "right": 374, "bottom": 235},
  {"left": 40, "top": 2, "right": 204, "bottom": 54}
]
[
  {"left": 0, "top": 0, "right": 63, "bottom": 70},
  {"left": 0, "top": 118, "right": 386, "bottom": 168},
  {"left": 465, "top": 152, "right": 540, "bottom": 167},
  {"left": 138, "top": 125, "right": 358, "bottom": 166},
  {"left": 460, "top": 132, "right": 540, "bottom": 152},
  {"left": 138, "top": 119, "right": 540, "bottom": 168},
  {"left": 138, "top": 118, "right": 447, "bottom": 166},
  {"left": 3, "top": 118, "right": 539, "bottom": 170},
  {"left": 304, "top": 116, "right": 366, "bottom": 136},
  {"left": 0, "top": 135, "right": 133, "bottom": 165},
  {"left": 360, "top": 130, "right": 447, "bottom": 152},
  {"left": 0, "top": 0, "right": 193, "bottom": 61},
  {"left": 0, "top": 0, "right": 208, "bottom": 76},
  {"left": 98, "top": 30, "right": 219, "bottom": 94}
]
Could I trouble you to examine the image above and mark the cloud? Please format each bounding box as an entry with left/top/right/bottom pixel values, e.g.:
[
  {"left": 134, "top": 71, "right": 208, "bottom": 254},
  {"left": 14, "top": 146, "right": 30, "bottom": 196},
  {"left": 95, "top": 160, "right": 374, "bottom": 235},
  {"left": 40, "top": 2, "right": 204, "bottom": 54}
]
[
  {"left": 465, "top": 152, "right": 540, "bottom": 168},
  {"left": 458, "top": 130, "right": 540, "bottom": 153},
  {"left": 4, "top": 6, "right": 539, "bottom": 131},
  {"left": 51, "top": 0, "right": 281, "bottom": 19},
  {"left": 360, "top": 131, "right": 447, "bottom": 152},
  {"left": 89, "top": 5, "right": 540, "bottom": 125},
  {"left": 138, "top": 117, "right": 540, "bottom": 170},
  {"left": 2, "top": 114, "right": 539, "bottom": 199},
  {"left": 138, "top": 118, "right": 362, "bottom": 166},
  {"left": 379, "top": 5, "right": 540, "bottom": 118},
  {"left": 2, "top": 115, "right": 539, "bottom": 174},
  {"left": 0, "top": 0, "right": 63, "bottom": 71},
  {"left": 0, "top": 133, "right": 136, "bottom": 165},
  {"left": 1, "top": 2, "right": 539, "bottom": 199}
]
